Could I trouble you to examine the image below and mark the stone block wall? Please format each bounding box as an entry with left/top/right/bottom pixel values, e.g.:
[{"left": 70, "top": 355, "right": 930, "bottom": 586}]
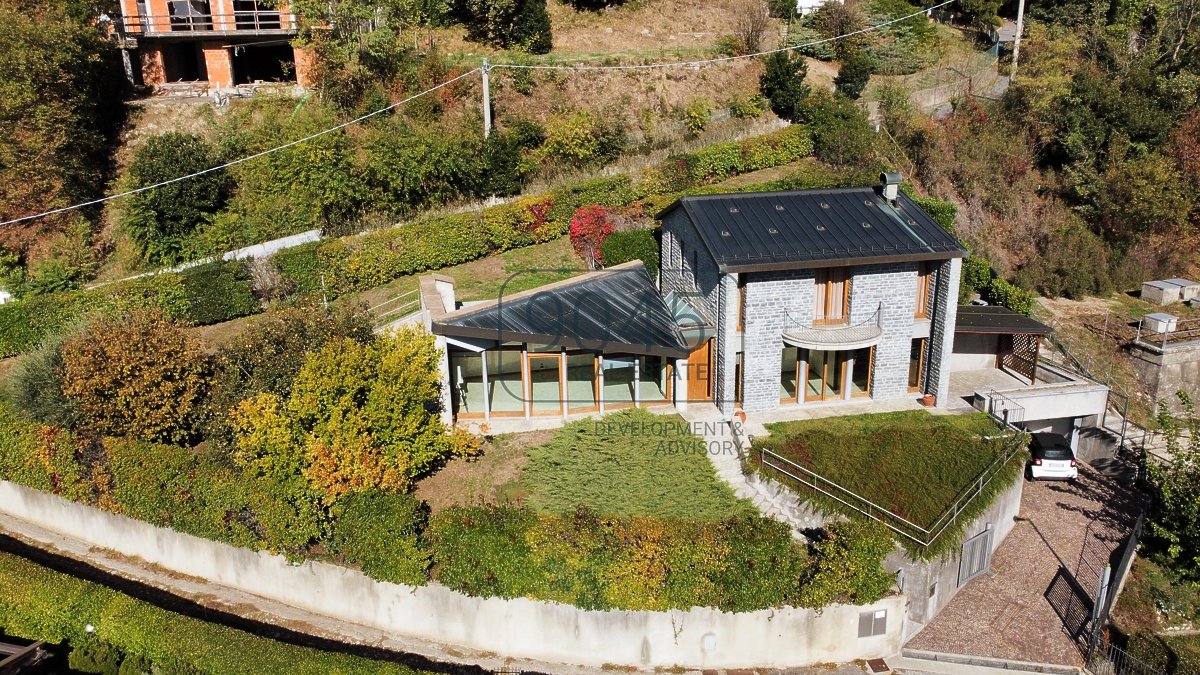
[
  {"left": 660, "top": 211, "right": 721, "bottom": 324},
  {"left": 927, "top": 258, "right": 962, "bottom": 408},
  {"left": 736, "top": 263, "right": 926, "bottom": 411},
  {"left": 740, "top": 269, "right": 815, "bottom": 411},
  {"left": 847, "top": 263, "right": 919, "bottom": 400}
]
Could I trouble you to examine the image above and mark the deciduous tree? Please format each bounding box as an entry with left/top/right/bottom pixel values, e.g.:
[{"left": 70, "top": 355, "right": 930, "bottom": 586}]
[
  {"left": 232, "top": 328, "right": 478, "bottom": 503},
  {"left": 59, "top": 310, "right": 212, "bottom": 444}
]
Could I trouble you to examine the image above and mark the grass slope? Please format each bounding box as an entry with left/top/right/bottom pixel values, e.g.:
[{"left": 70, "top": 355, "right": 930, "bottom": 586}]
[{"left": 515, "top": 408, "right": 753, "bottom": 520}]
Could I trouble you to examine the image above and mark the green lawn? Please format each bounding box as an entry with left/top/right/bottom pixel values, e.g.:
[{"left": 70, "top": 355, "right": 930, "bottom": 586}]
[
  {"left": 753, "top": 410, "right": 1023, "bottom": 557},
  {"left": 511, "top": 408, "right": 754, "bottom": 520}
]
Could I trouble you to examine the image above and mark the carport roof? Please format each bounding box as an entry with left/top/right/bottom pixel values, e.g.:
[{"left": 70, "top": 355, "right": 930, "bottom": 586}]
[{"left": 955, "top": 305, "right": 1053, "bottom": 335}]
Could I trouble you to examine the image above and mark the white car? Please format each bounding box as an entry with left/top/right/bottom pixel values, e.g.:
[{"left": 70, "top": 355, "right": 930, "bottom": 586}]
[{"left": 1028, "top": 433, "right": 1078, "bottom": 481}]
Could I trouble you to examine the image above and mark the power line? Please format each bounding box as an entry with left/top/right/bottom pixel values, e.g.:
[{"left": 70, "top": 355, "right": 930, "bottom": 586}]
[
  {"left": 2, "top": 0, "right": 955, "bottom": 228},
  {"left": 0, "top": 68, "right": 480, "bottom": 229},
  {"left": 491, "top": 0, "right": 955, "bottom": 72}
]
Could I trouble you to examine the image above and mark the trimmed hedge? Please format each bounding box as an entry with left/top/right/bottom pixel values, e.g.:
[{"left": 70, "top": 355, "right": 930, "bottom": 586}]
[
  {"left": 266, "top": 126, "right": 818, "bottom": 302},
  {"left": 427, "top": 505, "right": 809, "bottom": 612},
  {"left": 0, "top": 551, "right": 428, "bottom": 675},
  {"left": 600, "top": 230, "right": 660, "bottom": 275},
  {"left": 0, "top": 264, "right": 260, "bottom": 358},
  {"left": 180, "top": 261, "right": 259, "bottom": 326}
]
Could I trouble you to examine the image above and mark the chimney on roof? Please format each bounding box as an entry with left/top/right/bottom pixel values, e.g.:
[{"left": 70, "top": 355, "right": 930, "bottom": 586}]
[{"left": 880, "top": 171, "right": 903, "bottom": 204}]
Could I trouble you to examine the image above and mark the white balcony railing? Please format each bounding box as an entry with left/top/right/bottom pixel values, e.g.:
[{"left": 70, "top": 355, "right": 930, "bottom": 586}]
[{"left": 781, "top": 303, "right": 883, "bottom": 350}]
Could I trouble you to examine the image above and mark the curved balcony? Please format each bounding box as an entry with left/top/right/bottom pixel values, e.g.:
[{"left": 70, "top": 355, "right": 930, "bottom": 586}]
[{"left": 782, "top": 304, "right": 883, "bottom": 350}]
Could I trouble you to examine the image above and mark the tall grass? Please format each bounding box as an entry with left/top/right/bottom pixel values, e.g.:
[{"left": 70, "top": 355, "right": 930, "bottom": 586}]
[{"left": 753, "top": 410, "right": 1025, "bottom": 559}]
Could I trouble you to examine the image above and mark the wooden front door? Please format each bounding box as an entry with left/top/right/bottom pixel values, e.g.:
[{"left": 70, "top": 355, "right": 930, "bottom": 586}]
[{"left": 686, "top": 340, "right": 713, "bottom": 401}]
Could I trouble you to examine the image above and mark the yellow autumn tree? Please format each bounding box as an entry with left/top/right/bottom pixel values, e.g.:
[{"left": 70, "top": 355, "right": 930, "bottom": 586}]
[{"left": 232, "top": 327, "right": 478, "bottom": 503}]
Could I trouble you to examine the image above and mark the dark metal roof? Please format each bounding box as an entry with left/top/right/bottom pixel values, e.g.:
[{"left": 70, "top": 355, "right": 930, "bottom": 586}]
[
  {"left": 431, "top": 261, "right": 690, "bottom": 358},
  {"left": 657, "top": 188, "right": 967, "bottom": 272},
  {"left": 955, "top": 305, "right": 1053, "bottom": 335}
]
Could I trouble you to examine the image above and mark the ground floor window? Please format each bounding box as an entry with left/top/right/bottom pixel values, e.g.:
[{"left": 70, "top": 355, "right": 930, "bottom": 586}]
[
  {"left": 780, "top": 347, "right": 875, "bottom": 404},
  {"left": 850, "top": 347, "right": 873, "bottom": 397},
  {"left": 908, "top": 338, "right": 927, "bottom": 393},
  {"left": 450, "top": 348, "right": 672, "bottom": 419}
]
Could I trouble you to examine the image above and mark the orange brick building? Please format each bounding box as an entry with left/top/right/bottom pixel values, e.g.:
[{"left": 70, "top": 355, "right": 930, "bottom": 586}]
[{"left": 116, "top": 0, "right": 316, "bottom": 90}]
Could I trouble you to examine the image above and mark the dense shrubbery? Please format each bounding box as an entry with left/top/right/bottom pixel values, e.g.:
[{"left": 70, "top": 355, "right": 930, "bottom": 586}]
[
  {"left": 122, "top": 133, "right": 230, "bottom": 266},
  {"left": 428, "top": 505, "right": 812, "bottom": 611},
  {"left": 267, "top": 125, "right": 816, "bottom": 304},
  {"left": 59, "top": 310, "right": 212, "bottom": 444},
  {"left": 180, "top": 261, "right": 259, "bottom": 326},
  {"left": 328, "top": 490, "right": 431, "bottom": 585},
  {"left": 759, "top": 51, "right": 811, "bottom": 121},
  {"left": 800, "top": 91, "right": 878, "bottom": 167},
  {"left": 231, "top": 329, "right": 480, "bottom": 503},
  {"left": 0, "top": 126, "right": 817, "bottom": 359}
]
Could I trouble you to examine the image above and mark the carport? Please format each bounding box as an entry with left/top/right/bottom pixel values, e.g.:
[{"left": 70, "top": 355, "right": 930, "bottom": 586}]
[{"left": 952, "top": 305, "right": 1054, "bottom": 385}]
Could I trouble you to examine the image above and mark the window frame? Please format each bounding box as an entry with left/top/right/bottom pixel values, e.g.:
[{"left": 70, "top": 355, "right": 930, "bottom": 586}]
[
  {"left": 914, "top": 263, "right": 934, "bottom": 319},
  {"left": 813, "top": 267, "right": 851, "bottom": 326}
]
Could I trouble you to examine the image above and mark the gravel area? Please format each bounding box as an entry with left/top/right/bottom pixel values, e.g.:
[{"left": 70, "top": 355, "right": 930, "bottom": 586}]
[{"left": 907, "top": 463, "right": 1145, "bottom": 666}]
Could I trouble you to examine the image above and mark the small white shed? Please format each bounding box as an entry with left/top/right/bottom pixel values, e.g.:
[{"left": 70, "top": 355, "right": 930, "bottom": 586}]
[{"left": 1141, "top": 279, "right": 1199, "bottom": 306}]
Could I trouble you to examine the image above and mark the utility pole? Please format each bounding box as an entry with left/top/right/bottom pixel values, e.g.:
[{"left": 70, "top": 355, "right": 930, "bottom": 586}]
[
  {"left": 1011, "top": 0, "right": 1026, "bottom": 79},
  {"left": 481, "top": 58, "right": 492, "bottom": 139}
]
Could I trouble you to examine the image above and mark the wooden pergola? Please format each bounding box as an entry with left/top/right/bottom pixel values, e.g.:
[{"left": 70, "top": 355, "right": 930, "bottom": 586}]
[{"left": 955, "top": 305, "right": 1054, "bottom": 385}]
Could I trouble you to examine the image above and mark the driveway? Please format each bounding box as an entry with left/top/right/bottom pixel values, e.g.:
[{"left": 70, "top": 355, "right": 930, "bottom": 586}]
[{"left": 906, "top": 463, "right": 1145, "bottom": 666}]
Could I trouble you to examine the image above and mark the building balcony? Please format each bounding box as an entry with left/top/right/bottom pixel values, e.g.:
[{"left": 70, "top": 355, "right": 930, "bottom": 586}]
[
  {"left": 119, "top": 10, "right": 298, "bottom": 38},
  {"left": 781, "top": 304, "right": 883, "bottom": 350}
]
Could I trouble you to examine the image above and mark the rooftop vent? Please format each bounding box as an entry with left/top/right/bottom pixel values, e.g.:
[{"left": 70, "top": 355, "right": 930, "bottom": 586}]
[
  {"left": 820, "top": 202, "right": 830, "bottom": 209},
  {"left": 729, "top": 207, "right": 739, "bottom": 213},
  {"left": 768, "top": 227, "right": 779, "bottom": 234},
  {"left": 815, "top": 224, "right": 827, "bottom": 231},
  {"left": 776, "top": 204, "right": 786, "bottom": 211},
  {"left": 720, "top": 230, "right": 731, "bottom": 237},
  {"left": 880, "top": 171, "right": 903, "bottom": 203},
  {"left": 862, "top": 222, "right": 872, "bottom": 228}
]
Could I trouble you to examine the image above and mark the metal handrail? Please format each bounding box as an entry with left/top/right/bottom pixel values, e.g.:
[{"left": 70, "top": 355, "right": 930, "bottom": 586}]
[
  {"left": 367, "top": 289, "right": 417, "bottom": 313},
  {"left": 119, "top": 10, "right": 298, "bottom": 34}
]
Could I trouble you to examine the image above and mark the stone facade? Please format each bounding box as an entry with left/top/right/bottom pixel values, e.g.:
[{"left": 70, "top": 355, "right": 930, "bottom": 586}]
[{"left": 661, "top": 214, "right": 961, "bottom": 414}]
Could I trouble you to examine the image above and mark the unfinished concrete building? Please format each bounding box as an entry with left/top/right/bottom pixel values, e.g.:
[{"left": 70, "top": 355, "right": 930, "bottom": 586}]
[{"left": 116, "top": 0, "right": 316, "bottom": 91}]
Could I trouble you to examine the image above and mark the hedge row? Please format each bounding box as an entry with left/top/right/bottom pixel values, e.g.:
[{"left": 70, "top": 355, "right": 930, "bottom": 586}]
[
  {"left": 427, "top": 505, "right": 808, "bottom": 612},
  {"left": 0, "top": 551, "right": 428, "bottom": 675},
  {"left": 0, "top": 261, "right": 259, "bottom": 358},
  {"left": 273, "top": 125, "right": 816, "bottom": 300}
]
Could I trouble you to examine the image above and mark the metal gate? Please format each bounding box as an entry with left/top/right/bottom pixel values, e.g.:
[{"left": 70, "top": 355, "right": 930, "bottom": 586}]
[{"left": 958, "top": 524, "right": 994, "bottom": 587}]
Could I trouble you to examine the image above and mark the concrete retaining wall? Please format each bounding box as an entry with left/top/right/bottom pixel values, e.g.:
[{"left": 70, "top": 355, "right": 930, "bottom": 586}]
[
  {"left": 0, "top": 480, "right": 904, "bottom": 670},
  {"left": 889, "top": 474, "right": 1024, "bottom": 640}
]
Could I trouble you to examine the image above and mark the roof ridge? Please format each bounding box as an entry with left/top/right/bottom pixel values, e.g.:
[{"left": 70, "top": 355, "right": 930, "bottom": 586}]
[{"left": 438, "top": 260, "right": 648, "bottom": 321}]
